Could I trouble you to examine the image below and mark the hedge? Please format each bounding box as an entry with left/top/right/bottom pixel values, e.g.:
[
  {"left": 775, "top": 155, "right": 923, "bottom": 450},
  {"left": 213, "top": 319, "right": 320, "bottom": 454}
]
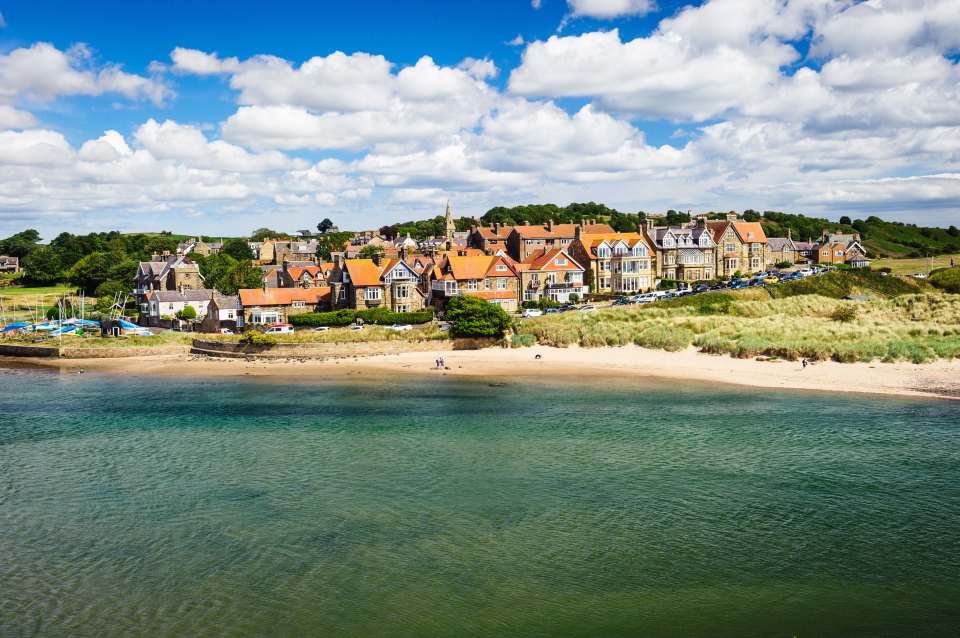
[{"left": 288, "top": 308, "right": 434, "bottom": 327}]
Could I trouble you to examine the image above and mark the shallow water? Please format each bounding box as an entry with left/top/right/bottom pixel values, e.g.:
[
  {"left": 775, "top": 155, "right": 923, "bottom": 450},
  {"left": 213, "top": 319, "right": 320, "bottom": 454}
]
[{"left": 1, "top": 366, "right": 959, "bottom": 637}]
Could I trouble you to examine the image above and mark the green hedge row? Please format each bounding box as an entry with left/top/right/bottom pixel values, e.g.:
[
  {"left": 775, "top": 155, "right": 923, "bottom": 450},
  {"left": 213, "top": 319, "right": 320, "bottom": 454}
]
[{"left": 289, "top": 308, "right": 434, "bottom": 327}]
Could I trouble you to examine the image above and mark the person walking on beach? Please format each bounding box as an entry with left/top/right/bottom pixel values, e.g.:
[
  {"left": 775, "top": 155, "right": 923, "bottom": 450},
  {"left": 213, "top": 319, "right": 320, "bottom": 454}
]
[{"left": 802, "top": 357, "right": 808, "bottom": 370}]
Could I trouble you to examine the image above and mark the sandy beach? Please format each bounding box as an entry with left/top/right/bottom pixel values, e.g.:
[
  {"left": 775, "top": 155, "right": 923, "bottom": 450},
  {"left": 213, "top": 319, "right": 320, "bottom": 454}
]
[{"left": 4, "top": 345, "right": 960, "bottom": 401}]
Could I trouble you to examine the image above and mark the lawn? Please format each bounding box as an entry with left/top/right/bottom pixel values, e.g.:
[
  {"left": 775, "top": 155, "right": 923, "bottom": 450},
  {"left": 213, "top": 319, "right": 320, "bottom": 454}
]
[
  {"left": 0, "top": 285, "right": 77, "bottom": 298},
  {"left": 871, "top": 253, "right": 960, "bottom": 276}
]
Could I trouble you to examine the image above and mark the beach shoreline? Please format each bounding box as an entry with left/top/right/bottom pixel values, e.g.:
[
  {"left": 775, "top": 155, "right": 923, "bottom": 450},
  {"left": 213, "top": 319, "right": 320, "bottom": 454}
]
[{"left": 3, "top": 345, "right": 959, "bottom": 401}]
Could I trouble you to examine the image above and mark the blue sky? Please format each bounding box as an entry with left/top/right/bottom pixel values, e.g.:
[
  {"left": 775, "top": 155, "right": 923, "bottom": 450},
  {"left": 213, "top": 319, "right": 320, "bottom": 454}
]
[{"left": 0, "top": 0, "right": 958, "bottom": 238}]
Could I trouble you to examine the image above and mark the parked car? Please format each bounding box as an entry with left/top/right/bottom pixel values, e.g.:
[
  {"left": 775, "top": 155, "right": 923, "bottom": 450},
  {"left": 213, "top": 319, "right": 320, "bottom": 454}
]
[
  {"left": 387, "top": 324, "right": 413, "bottom": 331},
  {"left": 264, "top": 323, "right": 294, "bottom": 335},
  {"left": 350, "top": 324, "right": 365, "bottom": 331},
  {"left": 798, "top": 268, "right": 814, "bottom": 277},
  {"left": 521, "top": 308, "right": 544, "bottom": 317},
  {"left": 692, "top": 284, "right": 709, "bottom": 293},
  {"left": 611, "top": 297, "right": 631, "bottom": 306},
  {"left": 312, "top": 326, "right": 330, "bottom": 332},
  {"left": 438, "top": 323, "right": 453, "bottom": 331},
  {"left": 544, "top": 308, "right": 560, "bottom": 314},
  {"left": 911, "top": 273, "right": 928, "bottom": 279},
  {"left": 763, "top": 276, "right": 779, "bottom": 284},
  {"left": 579, "top": 305, "right": 598, "bottom": 311},
  {"left": 730, "top": 280, "right": 749, "bottom": 290},
  {"left": 557, "top": 305, "right": 575, "bottom": 312},
  {"left": 215, "top": 328, "right": 233, "bottom": 334}
]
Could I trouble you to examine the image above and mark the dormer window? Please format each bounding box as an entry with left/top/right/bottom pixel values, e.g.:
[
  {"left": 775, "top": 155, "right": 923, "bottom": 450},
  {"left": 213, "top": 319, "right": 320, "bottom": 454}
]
[
  {"left": 663, "top": 237, "right": 674, "bottom": 248},
  {"left": 555, "top": 258, "right": 568, "bottom": 266},
  {"left": 496, "top": 264, "right": 507, "bottom": 271},
  {"left": 597, "top": 246, "right": 611, "bottom": 258}
]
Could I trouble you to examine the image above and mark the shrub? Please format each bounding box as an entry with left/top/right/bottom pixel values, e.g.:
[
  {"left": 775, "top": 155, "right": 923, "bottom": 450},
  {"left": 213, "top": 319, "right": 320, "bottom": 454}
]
[
  {"left": 240, "top": 330, "right": 277, "bottom": 346},
  {"left": 288, "top": 309, "right": 356, "bottom": 327},
  {"left": 445, "top": 295, "right": 513, "bottom": 337},
  {"left": 930, "top": 268, "right": 960, "bottom": 294},
  {"left": 568, "top": 293, "right": 580, "bottom": 303},
  {"left": 775, "top": 261, "right": 793, "bottom": 269},
  {"left": 356, "top": 307, "right": 433, "bottom": 325},
  {"left": 830, "top": 304, "right": 857, "bottom": 322},
  {"left": 510, "top": 333, "right": 537, "bottom": 348},
  {"left": 175, "top": 305, "right": 197, "bottom": 320},
  {"left": 634, "top": 325, "right": 695, "bottom": 351}
]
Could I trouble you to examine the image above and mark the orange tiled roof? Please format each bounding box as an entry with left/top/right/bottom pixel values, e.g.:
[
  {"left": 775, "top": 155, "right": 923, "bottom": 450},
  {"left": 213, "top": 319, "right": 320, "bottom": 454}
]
[
  {"left": 576, "top": 232, "right": 652, "bottom": 259},
  {"left": 344, "top": 259, "right": 383, "bottom": 286},
  {"left": 287, "top": 266, "right": 323, "bottom": 281},
  {"left": 476, "top": 226, "right": 515, "bottom": 240},
  {"left": 513, "top": 223, "right": 614, "bottom": 239},
  {"left": 733, "top": 222, "right": 767, "bottom": 243},
  {"left": 238, "top": 287, "right": 330, "bottom": 306},
  {"left": 446, "top": 255, "right": 498, "bottom": 280},
  {"left": 523, "top": 248, "right": 584, "bottom": 271}
]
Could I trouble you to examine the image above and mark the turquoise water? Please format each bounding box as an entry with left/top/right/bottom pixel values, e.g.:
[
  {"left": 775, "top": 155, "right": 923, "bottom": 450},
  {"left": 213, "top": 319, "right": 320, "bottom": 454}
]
[{"left": 1, "top": 365, "right": 959, "bottom": 637}]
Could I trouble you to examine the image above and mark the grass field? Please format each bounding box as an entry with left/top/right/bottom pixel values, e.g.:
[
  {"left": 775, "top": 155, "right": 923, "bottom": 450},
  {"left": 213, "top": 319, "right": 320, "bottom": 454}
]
[
  {"left": 871, "top": 253, "right": 960, "bottom": 275},
  {"left": 0, "top": 285, "right": 77, "bottom": 298}
]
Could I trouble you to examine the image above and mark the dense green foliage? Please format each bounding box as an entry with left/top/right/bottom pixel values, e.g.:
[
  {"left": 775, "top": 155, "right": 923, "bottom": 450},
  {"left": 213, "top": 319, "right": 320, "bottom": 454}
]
[
  {"left": 357, "top": 244, "right": 385, "bottom": 260},
  {"left": 315, "top": 231, "right": 354, "bottom": 261},
  {"left": 220, "top": 238, "right": 255, "bottom": 261},
  {"left": 444, "top": 295, "right": 513, "bottom": 337},
  {"left": 479, "top": 202, "right": 648, "bottom": 233},
  {"left": 288, "top": 308, "right": 433, "bottom": 327},
  {"left": 175, "top": 305, "right": 197, "bottom": 320},
  {"left": 20, "top": 246, "right": 64, "bottom": 285},
  {"left": 249, "top": 228, "right": 289, "bottom": 242},
  {"left": 0, "top": 229, "right": 41, "bottom": 258},
  {"left": 240, "top": 330, "right": 278, "bottom": 345},
  {"left": 192, "top": 254, "right": 263, "bottom": 294},
  {"left": 929, "top": 268, "right": 960, "bottom": 294}
]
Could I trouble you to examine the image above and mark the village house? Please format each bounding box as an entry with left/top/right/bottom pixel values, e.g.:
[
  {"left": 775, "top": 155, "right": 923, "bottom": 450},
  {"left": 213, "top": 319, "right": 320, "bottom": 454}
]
[
  {"left": 280, "top": 262, "right": 334, "bottom": 288},
  {"left": 141, "top": 289, "right": 220, "bottom": 326},
  {"left": 706, "top": 214, "right": 768, "bottom": 277},
  {"left": 812, "top": 230, "right": 869, "bottom": 267},
  {"left": 134, "top": 252, "right": 203, "bottom": 298},
  {"left": 568, "top": 230, "right": 655, "bottom": 294},
  {"left": 238, "top": 287, "right": 331, "bottom": 326},
  {"left": 198, "top": 294, "right": 242, "bottom": 332},
  {"left": 518, "top": 248, "right": 588, "bottom": 303},
  {"left": 507, "top": 220, "right": 616, "bottom": 261},
  {"left": 644, "top": 218, "right": 716, "bottom": 281},
  {"left": 467, "top": 223, "right": 515, "bottom": 255},
  {"left": 274, "top": 240, "right": 319, "bottom": 264},
  {"left": 328, "top": 257, "right": 426, "bottom": 313},
  {"left": 0, "top": 255, "right": 19, "bottom": 274},
  {"left": 429, "top": 254, "right": 521, "bottom": 312},
  {"left": 177, "top": 237, "right": 222, "bottom": 256}
]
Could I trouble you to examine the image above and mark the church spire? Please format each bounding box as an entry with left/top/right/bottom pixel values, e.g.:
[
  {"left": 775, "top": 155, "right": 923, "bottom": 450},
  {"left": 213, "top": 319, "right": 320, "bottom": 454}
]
[{"left": 443, "top": 199, "right": 455, "bottom": 241}]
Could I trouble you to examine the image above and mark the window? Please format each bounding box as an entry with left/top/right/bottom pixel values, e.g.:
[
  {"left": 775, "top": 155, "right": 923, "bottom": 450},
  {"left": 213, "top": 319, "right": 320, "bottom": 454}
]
[
  {"left": 597, "top": 246, "right": 611, "bottom": 258},
  {"left": 338, "top": 287, "right": 346, "bottom": 300},
  {"left": 555, "top": 258, "right": 567, "bottom": 266},
  {"left": 497, "top": 278, "right": 507, "bottom": 290},
  {"left": 524, "top": 289, "right": 536, "bottom": 301},
  {"left": 547, "top": 273, "right": 556, "bottom": 284},
  {"left": 496, "top": 264, "right": 507, "bottom": 271},
  {"left": 726, "top": 243, "right": 735, "bottom": 253},
  {"left": 168, "top": 303, "right": 175, "bottom": 310},
  {"left": 484, "top": 279, "right": 491, "bottom": 290},
  {"left": 292, "top": 300, "right": 305, "bottom": 309},
  {"left": 364, "top": 288, "right": 381, "bottom": 301},
  {"left": 396, "top": 286, "right": 409, "bottom": 298},
  {"left": 530, "top": 274, "right": 539, "bottom": 284},
  {"left": 663, "top": 237, "right": 674, "bottom": 248},
  {"left": 468, "top": 280, "right": 478, "bottom": 290}
]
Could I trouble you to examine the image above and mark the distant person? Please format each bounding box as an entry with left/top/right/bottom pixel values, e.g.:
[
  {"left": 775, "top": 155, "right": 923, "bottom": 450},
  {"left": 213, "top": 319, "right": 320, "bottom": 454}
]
[{"left": 802, "top": 357, "right": 808, "bottom": 370}]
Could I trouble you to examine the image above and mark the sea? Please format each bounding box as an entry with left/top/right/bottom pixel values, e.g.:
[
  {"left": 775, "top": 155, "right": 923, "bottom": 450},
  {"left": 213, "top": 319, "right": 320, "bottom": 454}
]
[{"left": 1, "top": 363, "right": 959, "bottom": 637}]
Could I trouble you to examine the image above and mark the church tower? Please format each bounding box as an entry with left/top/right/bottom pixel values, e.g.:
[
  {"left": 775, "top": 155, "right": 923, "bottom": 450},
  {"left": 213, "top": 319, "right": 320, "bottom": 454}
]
[{"left": 443, "top": 199, "right": 456, "bottom": 241}]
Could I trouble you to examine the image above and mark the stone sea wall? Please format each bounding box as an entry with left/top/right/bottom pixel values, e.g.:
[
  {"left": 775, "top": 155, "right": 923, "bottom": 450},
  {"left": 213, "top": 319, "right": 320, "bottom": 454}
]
[
  {"left": 191, "top": 338, "right": 496, "bottom": 359},
  {"left": 0, "top": 344, "right": 191, "bottom": 359}
]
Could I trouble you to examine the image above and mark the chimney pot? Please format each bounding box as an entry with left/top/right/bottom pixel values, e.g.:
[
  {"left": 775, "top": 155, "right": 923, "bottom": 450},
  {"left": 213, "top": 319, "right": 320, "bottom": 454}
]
[{"left": 547, "top": 220, "right": 554, "bottom": 231}]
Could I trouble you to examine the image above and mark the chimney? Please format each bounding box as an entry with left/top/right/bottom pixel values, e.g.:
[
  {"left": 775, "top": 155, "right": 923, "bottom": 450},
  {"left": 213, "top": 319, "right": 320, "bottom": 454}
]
[
  {"left": 494, "top": 222, "right": 501, "bottom": 234},
  {"left": 162, "top": 250, "right": 171, "bottom": 257},
  {"left": 547, "top": 220, "right": 554, "bottom": 231},
  {"left": 523, "top": 220, "right": 530, "bottom": 226},
  {"left": 787, "top": 228, "right": 792, "bottom": 240},
  {"left": 580, "top": 219, "right": 586, "bottom": 229},
  {"left": 575, "top": 226, "right": 583, "bottom": 240},
  {"left": 646, "top": 219, "right": 654, "bottom": 232},
  {"left": 696, "top": 216, "right": 707, "bottom": 228},
  {"left": 471, "top": 225, "right": 478, "bottom": 232},
  {"left": 725, "top": 212, "right": 737, "bottom": 221}
]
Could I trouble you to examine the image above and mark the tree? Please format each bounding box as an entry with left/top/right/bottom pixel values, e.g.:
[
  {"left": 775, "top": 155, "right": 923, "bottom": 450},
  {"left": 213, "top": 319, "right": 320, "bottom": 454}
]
[
  {"left": 21, "top": 246, "right": 65, "bottom": 284},
  {"left": 444, "top": 295, "right": 513, "bottom": 338},
  {"left": 0, "top": 229, "right": 42, "bottom": 258},
  {"left": 742, "top": 210, "right": 761, "bottom": 222},
  {"left": 839, "top": 216, "right": 852, "bottom": 226},
  {"left": 175, "top": 305, "right": 197, "bottom": 320},
  {"left": 316, "top": 231, "right": 353, "bottom": 261},
  {"left": 217, "top": 260, "right": 264, "bottom": 295},
  {"left": 317, "top": 218, "right": 335, "bottom": 234},
  {"left": 221, "top": 237, "right": 255, "bottom": 261},
  {"left": 249, "top": 227, "right": 288, "bottom": 242},
  {"left": 379, "top": 225, "right": 398, "bottom": 240},
  {"left": 358, "top": 244, "right": 385, "bottom": 260}
]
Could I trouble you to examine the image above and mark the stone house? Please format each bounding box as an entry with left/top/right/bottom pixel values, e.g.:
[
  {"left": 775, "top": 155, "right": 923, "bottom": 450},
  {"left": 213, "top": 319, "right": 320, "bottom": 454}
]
[
  {"left": 518, "top": 248, "right": 588, "bottom": 303},
  {"left": 238, "top": 287, "right": 331, "bottom": 325},
  {"left": 177, "top": 237, "right": 222, "bottom": 256},
  {"left": 811, "top": 231, "right": 868, "bottom": 266},
  {"left": 135, "top": 253, "right": 202, "bottom": 297},
  {"left": 506, "top": 221, "right": 615, "bottom": 261},
  {"left": 328, "top": 258, "right": 426, "bottom": 313},
  {"left": 568, "top": 230, "right": 655, "bottom": 294},
  {"left": 429, "top": 254, "right": 521, "bottom": 312},
  {"left": 0, "top": 255, "right": 19, "bottom": 274},
  {"left": 466, "top": 224, "right": 515, "bottom": 255},
  {"left": 644, "top": 219, "right": 716, "bottom": 281},
  {"left": 197, "top": 294, "right": 241, "bottom": 332},
  {"left": 706, "top": 215, "right": 768, "bottom": 277}
]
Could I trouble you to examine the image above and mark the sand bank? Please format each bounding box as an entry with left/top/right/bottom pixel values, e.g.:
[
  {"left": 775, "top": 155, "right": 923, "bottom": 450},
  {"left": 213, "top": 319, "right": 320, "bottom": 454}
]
[{"left": 4, "top": 345, "right": 960, "bottom": 401}]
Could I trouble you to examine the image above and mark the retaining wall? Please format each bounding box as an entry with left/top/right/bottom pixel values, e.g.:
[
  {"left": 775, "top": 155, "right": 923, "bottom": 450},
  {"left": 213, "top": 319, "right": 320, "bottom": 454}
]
[
  {"left": 191, "top": 338, "right": 495, "bottom": 359},
  {"left": 0, "top": 343, "right": 190, "bottom": 359}
]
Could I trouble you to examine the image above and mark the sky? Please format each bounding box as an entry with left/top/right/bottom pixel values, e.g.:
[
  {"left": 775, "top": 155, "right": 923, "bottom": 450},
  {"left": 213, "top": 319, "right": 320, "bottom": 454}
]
[{"left": 0, "top": 0, "right": 959, "bottom": 239}]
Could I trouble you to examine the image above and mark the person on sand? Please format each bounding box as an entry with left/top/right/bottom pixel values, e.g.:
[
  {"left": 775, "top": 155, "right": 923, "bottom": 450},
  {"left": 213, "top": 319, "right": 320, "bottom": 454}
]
[{"left": 802, "top": 357, "right": 808, "bottom": 369}]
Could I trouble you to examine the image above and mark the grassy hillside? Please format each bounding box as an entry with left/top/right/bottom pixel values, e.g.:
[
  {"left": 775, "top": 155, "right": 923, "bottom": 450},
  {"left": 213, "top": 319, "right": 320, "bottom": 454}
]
[
  {"left": 767, "top": 269, "right": 928, "bottom": 299},
  {"left": 515, "top": 289, "right": 960, "bottom": 363}
]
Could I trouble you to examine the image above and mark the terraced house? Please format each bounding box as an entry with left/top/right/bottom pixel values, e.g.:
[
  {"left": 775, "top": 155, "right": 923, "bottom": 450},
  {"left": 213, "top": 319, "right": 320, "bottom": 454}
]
[
  {"left": 568, "top": 230, "right": 655, "bottom": 294},
  {"left": 645, "top": 218, "right": 716, "bottom": 281},
  {"left": 429, "top": 254, "right": 520, "bottom": 312},
  {"left": 328, "top": 257, "right": 426, "bottom": 313},
  {"left": 507, "top": 220, "right": 615, "bottom": 261},
  {"left": 706, "top": 214, "right": 768, "bottom": 277}
]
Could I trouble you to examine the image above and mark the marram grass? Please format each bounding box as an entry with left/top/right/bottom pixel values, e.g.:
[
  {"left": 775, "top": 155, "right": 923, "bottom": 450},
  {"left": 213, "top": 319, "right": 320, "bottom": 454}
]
[{"left": 515, "top": 291, "right": 960, "bottom": 363}]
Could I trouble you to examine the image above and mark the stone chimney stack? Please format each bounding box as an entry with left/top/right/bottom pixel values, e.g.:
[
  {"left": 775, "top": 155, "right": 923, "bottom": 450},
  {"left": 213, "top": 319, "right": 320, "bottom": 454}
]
[
  {"left": 726, "top": 212, "right": 738, "bottom": 221},
  {"left": 575, "top": 225, "right": 583, "bottom": 240},
  {"left": 787, "top": 228, "right": 792, "bottom": 240},
  {"left": 547, "top": 220, "right": 554, "bottom": 231},
  {"left": 494, "top": 222, "right": 501, "bottom": 234}
]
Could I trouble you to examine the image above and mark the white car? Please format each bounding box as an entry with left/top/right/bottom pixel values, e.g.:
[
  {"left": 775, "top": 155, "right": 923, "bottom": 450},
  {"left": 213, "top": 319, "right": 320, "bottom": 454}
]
[
  {"left": 264, "top": 324, "right": 294, "bottom": 334},
  {"left": 387, "top": 324, "right": 413, "bottom": 331},
  {"left": 911, "top": 273, "right": 928, "bottom": 279},
  {"left": 350, "top": 325, "right": 365, "bottom": 331},
  {"left": 312, "top": 326, "right": 330, "bottom": 331},
  {"left": 798, "top": 268, "right": 814, "bottom": 277},
  {"left": 521, "top": 308, "right": 543, "bottom": 317},
  {"left": 579, "top": 305, "right": 598, "bottom": 311}
]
